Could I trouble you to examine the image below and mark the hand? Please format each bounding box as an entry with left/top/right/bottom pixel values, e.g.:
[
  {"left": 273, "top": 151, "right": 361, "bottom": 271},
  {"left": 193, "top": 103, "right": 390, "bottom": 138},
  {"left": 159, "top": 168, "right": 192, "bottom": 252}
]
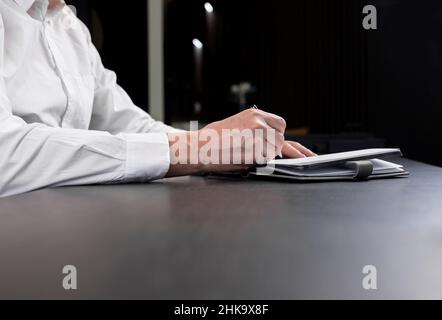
[
  {"left": 166, "top": 109, "right": 315, "bottom": 177},
  {"left": 204, "top": 108, "right": 286, "bottom": 163},
  {"left": 282, "top": 141, "right": 317, "bottom": 158}
]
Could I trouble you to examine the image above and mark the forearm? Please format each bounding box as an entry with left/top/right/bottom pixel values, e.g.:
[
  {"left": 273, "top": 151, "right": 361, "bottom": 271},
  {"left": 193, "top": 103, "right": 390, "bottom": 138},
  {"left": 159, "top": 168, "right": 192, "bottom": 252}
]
[{"left": 0, "top": 116, "right": 170, "bottom": 197}]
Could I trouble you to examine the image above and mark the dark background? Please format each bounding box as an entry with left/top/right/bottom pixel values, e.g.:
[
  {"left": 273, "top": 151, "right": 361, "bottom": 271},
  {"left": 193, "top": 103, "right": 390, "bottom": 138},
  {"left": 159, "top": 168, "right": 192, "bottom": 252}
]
[{"left": 70, "top": 0, "right": 441, "bottom": 166}]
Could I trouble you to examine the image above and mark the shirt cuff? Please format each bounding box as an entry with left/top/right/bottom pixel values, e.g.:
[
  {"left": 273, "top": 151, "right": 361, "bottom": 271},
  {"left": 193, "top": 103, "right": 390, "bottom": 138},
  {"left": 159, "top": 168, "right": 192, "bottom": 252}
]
[{"left": 118, "top": 133, "right": 170, "bottom": 182}]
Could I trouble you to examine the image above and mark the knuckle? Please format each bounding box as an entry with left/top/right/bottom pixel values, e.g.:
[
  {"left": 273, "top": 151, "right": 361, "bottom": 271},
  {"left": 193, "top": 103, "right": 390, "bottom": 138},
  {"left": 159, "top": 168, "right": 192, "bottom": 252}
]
[{"left": 250, "top": 122, "right": 262, "bottom": 130}]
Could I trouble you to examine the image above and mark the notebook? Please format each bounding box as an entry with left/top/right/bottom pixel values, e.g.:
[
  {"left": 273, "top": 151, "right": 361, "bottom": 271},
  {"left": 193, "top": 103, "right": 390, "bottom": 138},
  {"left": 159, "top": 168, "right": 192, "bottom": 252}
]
[{"left": 247, "top": 148, "right": 409, "bottom": 181}]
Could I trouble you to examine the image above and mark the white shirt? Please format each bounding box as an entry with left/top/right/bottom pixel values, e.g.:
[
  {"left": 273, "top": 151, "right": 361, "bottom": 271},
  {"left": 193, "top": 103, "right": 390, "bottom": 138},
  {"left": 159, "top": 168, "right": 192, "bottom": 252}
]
[{"left": 0, "top": 0, "right": 176, "bottom": 197}]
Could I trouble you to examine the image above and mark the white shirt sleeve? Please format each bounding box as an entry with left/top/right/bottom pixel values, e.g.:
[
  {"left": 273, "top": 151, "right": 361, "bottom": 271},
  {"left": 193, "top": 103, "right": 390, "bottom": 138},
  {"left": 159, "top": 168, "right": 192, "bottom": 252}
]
[
  {"left": 0, "top": 24, "right": 172, "bottom": 198},
  {"left": 0, "top": 103, "right": 171, "bottom": 197}
]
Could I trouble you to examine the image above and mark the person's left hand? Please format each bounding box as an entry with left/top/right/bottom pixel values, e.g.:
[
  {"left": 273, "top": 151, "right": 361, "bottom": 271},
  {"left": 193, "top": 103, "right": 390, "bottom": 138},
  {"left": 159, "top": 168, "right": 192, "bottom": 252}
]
[{"left": 281, "top": 141, "right": 317, "bottom": 159}]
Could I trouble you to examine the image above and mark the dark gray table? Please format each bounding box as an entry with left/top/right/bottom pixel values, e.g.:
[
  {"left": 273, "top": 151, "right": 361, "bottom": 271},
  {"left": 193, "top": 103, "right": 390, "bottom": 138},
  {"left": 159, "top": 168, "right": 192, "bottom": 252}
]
[{"left": 0, "top": 159, "right": 441, "bottom": 299}]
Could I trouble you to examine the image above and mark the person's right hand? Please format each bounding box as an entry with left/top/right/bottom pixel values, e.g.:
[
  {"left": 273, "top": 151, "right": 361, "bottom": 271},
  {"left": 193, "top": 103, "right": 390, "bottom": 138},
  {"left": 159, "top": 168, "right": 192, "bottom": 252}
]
[
  {"left": 202, "top": 108, "right": 286, "bottom": 167},
  {"left": 166, "top": 109, "right": 313, "bottom": 177}
]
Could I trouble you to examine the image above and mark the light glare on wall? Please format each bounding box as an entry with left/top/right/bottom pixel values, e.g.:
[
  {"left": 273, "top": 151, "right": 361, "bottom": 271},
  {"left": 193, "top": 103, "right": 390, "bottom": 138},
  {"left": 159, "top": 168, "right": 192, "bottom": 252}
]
[
  {"left": 192, "top": 38, "right": 203, "bottom": 49},
  {"left": 204, "top": 2, "right": 214, "bottom": 13}
]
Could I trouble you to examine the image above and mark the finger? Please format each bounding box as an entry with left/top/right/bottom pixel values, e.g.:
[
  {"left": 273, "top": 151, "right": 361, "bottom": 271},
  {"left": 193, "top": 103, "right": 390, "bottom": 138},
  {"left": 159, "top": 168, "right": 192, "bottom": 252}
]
[
  {"left": 268, "top": 132, "right": 284, "bottom": 157},
  {"left": 282, "top": 142, "right": 306, "bottom": 159},
  {"left": 254, "top": 135, "right": 278, "bottom": 163},
  {"left": 257, "top": 126, "right": 285, "bottom": 157},
  {"left": 286, "top": 141, "right": 317, "bottom": 157},
  {"left": 255, "top": 110, "right": 286, "bottom": 133}
]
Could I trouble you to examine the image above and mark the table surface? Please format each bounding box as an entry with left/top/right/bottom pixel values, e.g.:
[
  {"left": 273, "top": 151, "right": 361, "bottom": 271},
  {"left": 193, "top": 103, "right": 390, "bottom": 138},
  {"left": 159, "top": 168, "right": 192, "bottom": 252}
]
[{"left": 0, "top": 159, "right": 441, "bottom": 299}]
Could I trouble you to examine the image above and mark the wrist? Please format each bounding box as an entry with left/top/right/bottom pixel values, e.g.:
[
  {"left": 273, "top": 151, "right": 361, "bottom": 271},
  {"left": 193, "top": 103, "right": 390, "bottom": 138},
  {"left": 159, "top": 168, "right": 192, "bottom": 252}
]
[{"left": 166, "top": 131, "right": 204, "bottom": 177}]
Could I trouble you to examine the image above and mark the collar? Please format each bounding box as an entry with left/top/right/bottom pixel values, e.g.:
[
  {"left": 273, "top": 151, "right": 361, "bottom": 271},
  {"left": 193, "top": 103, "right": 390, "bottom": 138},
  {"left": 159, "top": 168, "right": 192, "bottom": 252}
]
[
  {"left": 13, "top": 0, "right": 36, "bottom": 12},
  {"left": 14, "top": 0, "right": 67, "bottom": 20}
]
